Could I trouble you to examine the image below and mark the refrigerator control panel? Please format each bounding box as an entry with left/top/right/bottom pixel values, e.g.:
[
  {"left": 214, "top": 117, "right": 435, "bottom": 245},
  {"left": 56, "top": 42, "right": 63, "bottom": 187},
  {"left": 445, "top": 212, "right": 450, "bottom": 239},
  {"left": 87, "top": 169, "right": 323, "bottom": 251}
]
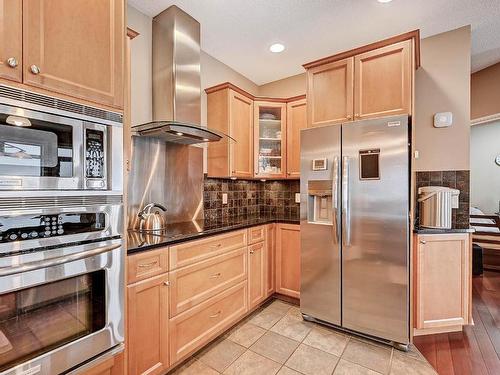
[{"left": 312, "top": 158, "right": 328, "bottom": 171}]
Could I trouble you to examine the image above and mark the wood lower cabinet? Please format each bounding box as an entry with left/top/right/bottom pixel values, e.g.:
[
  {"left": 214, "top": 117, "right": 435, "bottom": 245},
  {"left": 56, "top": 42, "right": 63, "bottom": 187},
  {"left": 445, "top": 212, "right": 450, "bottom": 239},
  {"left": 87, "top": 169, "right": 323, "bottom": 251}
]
[
  {"left": 169, "top": 230, "right": 247, "bottom": 270},
  {"left": 276, "top": 224, "right": 301, "bottom": 298},
  {"left": 22, "top": 0, "right": 124, "bottom": 109},
  {"left": 0, "top": 0, "right": 22, "bottom": 82},
  {"left": 248, "top": 225, "right": 266, "bottom": 245},
  {"left": 169, "top": 248, "right": 247, "bottom": 316},
  {"left": 414, "top": 233, "right": 471, "bottom": 336},
  {"left": 127, "top": 273, "right": 170, "bottom": 375},
  {"left": 248, "top": 241, "right": 267, "bottom": 309},
  {"left": 207, "top": 88, "right": 253, "bottom": 178},
  {"left": 169, "top": 281, "right": 247, "bottom": 364},
  {"left": 266, "top": 224, "right": 276, "bottom": 296},
  {"left": 354, "top": 40, "right": 412, "bottom": 120},
  {"left": 286, "top": 98, "right": 307, "bottom": 178},
  {"left": 80, "top": 353, "right": 124, "bottom": 375},
  {"left": 127, "top": 246, "right": 169, "bottom": 284},
  {"left": 307, "top": 58, "right": 354, "bottom": 127}
]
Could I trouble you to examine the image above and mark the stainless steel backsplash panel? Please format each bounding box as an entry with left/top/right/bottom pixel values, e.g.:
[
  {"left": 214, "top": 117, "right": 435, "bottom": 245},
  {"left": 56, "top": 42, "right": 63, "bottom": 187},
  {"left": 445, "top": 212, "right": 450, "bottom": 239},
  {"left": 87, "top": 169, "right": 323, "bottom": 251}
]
[{"left": 127, "top": 136, "right": 203, "bottom": 229}]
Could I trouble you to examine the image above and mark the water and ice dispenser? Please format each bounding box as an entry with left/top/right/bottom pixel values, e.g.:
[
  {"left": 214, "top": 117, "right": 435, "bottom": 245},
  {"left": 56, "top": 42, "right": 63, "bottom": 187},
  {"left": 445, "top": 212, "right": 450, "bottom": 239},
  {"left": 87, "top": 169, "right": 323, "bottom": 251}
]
[{"left": 307, "top": 180, "right": 333, "bottom": 224}]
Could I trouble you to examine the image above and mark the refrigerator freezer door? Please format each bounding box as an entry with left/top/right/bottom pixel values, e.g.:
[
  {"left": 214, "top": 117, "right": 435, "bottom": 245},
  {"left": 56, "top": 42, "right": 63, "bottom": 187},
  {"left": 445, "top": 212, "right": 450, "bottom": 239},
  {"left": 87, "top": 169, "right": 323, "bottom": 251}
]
[
  {"left": 300, "top": 125, "right": 341, "bottom": 325},
  {"left": 341, "top": 115, "right": 409, "bottom": 344}
]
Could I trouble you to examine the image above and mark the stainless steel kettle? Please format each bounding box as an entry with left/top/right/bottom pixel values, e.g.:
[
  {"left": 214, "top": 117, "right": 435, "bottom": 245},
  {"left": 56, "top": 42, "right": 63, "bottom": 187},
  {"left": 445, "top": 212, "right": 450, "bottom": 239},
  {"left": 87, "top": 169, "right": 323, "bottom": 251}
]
[{"left": 138, "top": 203, "right": 167, "bottom": 231}]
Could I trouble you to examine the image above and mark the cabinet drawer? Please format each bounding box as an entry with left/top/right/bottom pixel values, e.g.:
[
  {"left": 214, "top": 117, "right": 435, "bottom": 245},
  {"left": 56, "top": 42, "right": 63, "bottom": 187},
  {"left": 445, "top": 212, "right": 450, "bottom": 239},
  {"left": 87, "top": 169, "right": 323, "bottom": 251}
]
[
  {"left": 127, "top": 247, "right": 169, "bottom": 284},
  {"left": 248, "top": 226, "right": 265, "bottom": 244},
  {"left": 169, "top": 281, "right": 247, "bottom": 365},
  {"left": 169, "top": 230, "right": 247, "bottom": 270},
  {"left": 170, "top": 248, "right": 247, "bottom": 316}
]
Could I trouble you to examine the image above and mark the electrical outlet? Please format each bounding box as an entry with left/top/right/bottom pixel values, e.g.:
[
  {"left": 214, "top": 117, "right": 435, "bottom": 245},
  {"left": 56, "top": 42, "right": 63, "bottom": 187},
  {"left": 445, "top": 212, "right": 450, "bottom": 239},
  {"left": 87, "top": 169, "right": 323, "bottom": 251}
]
[
  {"left": 295, "top": 193, "right": 301, "bottom": 204},
  {"left": 222, "top": 193, "right": 228, "bottom": 205}
]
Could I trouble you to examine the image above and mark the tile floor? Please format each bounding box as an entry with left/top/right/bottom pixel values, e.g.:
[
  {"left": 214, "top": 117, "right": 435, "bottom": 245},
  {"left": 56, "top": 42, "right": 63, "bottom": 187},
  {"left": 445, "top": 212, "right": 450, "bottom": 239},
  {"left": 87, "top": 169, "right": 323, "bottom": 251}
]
[{"left": 170, "top": 299, "right": 437, "bottom": 375}]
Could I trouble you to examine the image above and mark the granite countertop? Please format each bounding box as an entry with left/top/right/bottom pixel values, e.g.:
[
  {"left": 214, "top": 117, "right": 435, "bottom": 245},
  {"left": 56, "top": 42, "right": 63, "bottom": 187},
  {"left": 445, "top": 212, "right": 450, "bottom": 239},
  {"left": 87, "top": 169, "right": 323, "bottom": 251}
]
[
  {"left": 413, "top": 227, "right": 475, "bottom": 234},
  {"left": 127, "top": 215, "right": 300, "bottom": 254}
]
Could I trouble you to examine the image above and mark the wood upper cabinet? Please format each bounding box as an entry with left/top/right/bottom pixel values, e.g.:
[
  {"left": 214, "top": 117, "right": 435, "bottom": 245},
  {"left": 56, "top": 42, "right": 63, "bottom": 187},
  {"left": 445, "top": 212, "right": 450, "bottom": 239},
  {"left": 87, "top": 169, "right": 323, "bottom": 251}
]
[
  {"left": 414, "top": 233, "right": 471, "bottom": 335},
  {"left": 354, "top": 40, "right": 412, "bottom": 120},
  {"left": 286, "top": 98, "right": 307, "bottom": 178},
  {"left": 22, "top": 0, "right": 124, "bottom": 109},
  {"left": 266, "top": 224, "right": 276, "bottom": 297},
  {"left": 207, "top": 88, "right": 253, "bottom": 178},
  {"left": 0, "top": 0, "right": 22, "bottom": 82},
  {"left": 248, "top": 241, "right": 267, "bottom": 309},
  {"left": 254, "top": 101, "right": 287, "bottom": 178},
  {"left": 307, "top": 58, "right": 354, "bottom": 127},
  {"left": 276, "top": 224, "right": 300, "bottom": 298},
  {"left": 127, "top": 273, "right": 169, "bottom": 375}
]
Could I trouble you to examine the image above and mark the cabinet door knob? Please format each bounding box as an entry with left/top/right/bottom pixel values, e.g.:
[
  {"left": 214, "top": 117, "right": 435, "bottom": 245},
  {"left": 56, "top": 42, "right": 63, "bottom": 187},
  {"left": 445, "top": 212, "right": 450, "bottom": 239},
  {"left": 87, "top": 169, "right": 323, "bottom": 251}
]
[
  {"left": 30, "top": 65, "right": 41, "bottom": 75},
  {"left": 347, "top": 115, "right": 352, "bottom": 120},
  {"left": 419, "top": 240, "right": 426, "bottom": 244},
  {"left": 163, "top": 281, "right": 170, "bottom": 286},
  {"left": 354, "top": 113, "right": 360, "bottom": 119},
  {"left": 249, "top": 250, "right": 255, "bottom": 254},
  {"left": 6, "top": 57, "right": 18, "bottom": 68}
]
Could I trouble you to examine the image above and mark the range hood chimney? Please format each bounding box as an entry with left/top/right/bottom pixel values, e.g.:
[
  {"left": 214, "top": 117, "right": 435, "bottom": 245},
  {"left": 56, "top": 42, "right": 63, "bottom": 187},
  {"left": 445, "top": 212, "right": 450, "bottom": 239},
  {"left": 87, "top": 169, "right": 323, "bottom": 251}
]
[{"left": 132, "top": 5, "right": 226, "bottom": 144}]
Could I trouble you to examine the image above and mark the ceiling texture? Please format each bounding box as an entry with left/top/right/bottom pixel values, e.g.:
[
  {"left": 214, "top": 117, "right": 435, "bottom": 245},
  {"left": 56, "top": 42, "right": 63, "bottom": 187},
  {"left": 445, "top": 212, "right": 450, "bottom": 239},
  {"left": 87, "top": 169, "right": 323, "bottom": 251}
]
[{"left": 128, "top": 0, "right": 500, "bottom": 85}]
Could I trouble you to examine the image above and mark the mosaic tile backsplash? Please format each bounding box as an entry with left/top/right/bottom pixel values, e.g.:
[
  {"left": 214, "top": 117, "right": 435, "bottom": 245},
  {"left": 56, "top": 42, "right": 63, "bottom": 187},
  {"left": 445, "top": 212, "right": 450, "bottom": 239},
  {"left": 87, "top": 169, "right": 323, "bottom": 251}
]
[
  {"left": 203, "top": 177, "right": 300, "bottom": 222},
  {"left": 415, "top": 170, "right": 470, "bottom": 229}
]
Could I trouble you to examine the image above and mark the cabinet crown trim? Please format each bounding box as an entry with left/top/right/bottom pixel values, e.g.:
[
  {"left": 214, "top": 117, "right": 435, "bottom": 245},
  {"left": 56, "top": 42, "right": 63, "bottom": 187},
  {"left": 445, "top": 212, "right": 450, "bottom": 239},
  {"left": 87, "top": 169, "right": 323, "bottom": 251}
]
[
  {"left": 302, "top": 29, "right": 420, "bottom": 70},
  {"left": 205, "top": 82, "right": 305, "bottom": 103}
]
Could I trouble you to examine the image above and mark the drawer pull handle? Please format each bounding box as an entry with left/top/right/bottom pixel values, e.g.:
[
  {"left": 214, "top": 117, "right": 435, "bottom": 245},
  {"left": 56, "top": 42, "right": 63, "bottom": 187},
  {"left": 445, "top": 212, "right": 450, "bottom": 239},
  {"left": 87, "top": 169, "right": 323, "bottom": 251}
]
[
  {"left": 419, "top": 240, "right": 426, "bottom": 244},
  {"left": 138, "top": 261, "right": 158, "bottom": 268},
  {"left": 249, "top": 250, "right": 255, "bottom": 254},
  {"left": 210, "top": 243, "right": 222, "bottom": 249},
  {"left": 209, "top": 310, "right": 222, "bottom": 319},
  {"left": 209, "top": 272, "right": 221, "bottom": 279},
  {"left": 163, "top": 281, "right": 170, "bottom": 286}
]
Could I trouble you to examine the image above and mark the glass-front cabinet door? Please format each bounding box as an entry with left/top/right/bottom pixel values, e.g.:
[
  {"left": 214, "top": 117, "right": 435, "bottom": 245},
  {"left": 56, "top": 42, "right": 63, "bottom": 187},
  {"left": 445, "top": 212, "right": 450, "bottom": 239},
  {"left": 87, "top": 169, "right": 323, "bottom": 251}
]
[{"left": 254, "top": 101, "right": 287, "bottom": 178}]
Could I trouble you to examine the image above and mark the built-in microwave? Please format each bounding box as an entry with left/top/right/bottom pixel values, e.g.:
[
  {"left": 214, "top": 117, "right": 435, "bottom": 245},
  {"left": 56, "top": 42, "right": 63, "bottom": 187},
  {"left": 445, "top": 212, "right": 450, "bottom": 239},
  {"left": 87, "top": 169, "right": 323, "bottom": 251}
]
[{"left": 0, "top": 86, "right": 123, "bottom": 192}]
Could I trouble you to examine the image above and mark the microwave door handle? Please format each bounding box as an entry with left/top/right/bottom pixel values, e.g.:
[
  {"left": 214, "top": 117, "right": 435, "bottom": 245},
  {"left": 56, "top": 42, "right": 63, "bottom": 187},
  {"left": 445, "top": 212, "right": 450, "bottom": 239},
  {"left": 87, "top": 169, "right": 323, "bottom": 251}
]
[
  {"left": 342, "top": 156, "right": 351, "bottom": 246},
  {"left": 332, "top": 156, "right": 339, "bottom": 243},
  {"left": 0, "top": 243, "right": 120, "bottom": 277}
]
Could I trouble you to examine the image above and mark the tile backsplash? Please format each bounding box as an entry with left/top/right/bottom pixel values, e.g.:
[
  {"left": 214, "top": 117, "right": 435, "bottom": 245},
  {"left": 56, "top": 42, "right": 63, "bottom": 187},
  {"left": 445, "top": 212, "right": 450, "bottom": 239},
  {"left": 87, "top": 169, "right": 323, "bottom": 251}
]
[
  {"left": 415, "top": 170, "right": 470, "bottom": 229},
  {"left": 203, "top": 177, "right": 300, "bottom": 221}
]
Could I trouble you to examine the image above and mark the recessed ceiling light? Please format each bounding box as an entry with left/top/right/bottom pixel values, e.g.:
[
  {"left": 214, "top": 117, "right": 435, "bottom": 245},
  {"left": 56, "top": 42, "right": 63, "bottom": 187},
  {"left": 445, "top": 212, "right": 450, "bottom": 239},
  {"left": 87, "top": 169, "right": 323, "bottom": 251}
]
[
  {"left": 269, "top": 43, "right": 285, "bottom": 53},
  {"left": 377, "top": 0, "right": 393, "bottom": 3},
  {"left": 175, "top": 132, "right": 184, "bottom": 136}
]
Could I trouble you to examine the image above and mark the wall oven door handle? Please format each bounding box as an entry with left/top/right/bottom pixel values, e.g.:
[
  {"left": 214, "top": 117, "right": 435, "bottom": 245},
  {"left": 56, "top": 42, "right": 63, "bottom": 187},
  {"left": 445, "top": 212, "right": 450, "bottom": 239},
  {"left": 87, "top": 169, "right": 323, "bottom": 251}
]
[
  {"left": 342, "top": 156, "right": 351, "bottom": 246},
  {"left": 0, "top": 243, "right": 121, "bottom": 277}
]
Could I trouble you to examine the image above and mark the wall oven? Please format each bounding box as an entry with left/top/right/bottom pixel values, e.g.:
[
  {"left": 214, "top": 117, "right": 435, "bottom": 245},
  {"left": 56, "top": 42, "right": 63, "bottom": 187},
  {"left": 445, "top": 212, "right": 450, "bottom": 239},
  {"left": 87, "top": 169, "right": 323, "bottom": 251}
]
[
  {"left": 0, "top": 85, "right": 123, "bottom": 192},
  {"left": 0, "top": 197, "right": 124, "bottom": 375}
]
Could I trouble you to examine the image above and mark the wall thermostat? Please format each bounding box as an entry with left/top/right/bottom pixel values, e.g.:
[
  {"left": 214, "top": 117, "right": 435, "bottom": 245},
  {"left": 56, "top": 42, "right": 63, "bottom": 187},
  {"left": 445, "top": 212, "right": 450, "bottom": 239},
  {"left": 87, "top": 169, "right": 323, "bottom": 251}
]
[
  {"left": 434, "top": 112, "right": 453, "bottom": 128},
  {"left": 312, "top": 158, "right": 327, "bottom": 171}
]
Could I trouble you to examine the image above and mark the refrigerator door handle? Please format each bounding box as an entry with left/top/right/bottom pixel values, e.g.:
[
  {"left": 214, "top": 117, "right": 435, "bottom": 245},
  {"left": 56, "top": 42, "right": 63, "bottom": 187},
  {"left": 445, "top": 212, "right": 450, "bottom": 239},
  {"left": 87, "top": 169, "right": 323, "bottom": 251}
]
[
  {"left": 342, "top": 156, "right": 351, "bottom": 246},
  {"left": 332, "top": 156, "right": 339, "bottom": 243}
]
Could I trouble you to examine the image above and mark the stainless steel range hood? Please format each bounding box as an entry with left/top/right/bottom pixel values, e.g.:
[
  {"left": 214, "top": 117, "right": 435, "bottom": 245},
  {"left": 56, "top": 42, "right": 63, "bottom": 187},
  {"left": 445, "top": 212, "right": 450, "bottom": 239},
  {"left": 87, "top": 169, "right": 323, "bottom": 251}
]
[{"left": 132, "top": 5, "right": 225, "bottom": 145}]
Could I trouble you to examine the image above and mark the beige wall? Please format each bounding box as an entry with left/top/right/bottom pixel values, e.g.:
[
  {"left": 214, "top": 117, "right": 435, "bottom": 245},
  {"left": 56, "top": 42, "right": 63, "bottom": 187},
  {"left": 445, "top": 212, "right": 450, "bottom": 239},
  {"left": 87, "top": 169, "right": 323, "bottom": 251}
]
[
  {"left": 127, "top": 6, "right": 153, "bottom": 126},
  {"left": 258, "top": 73, "right": 306, "bottom": 98},
  {"left": 471, "top": 62, "right": 500, "bottom": 120},
  {"left": 414, "top": 26, "right": 471, "bottom": 171},
  {"left": 200, "top": 51, "right": 258, "bottom": 127}
]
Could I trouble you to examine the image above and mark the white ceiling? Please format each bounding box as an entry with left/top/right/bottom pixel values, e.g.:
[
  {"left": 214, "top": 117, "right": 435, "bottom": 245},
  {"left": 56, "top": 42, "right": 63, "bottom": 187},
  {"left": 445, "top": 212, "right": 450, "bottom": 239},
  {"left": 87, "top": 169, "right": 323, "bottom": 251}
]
[{"left": 128, "top": 0, "right": 500, "bottom": 85}]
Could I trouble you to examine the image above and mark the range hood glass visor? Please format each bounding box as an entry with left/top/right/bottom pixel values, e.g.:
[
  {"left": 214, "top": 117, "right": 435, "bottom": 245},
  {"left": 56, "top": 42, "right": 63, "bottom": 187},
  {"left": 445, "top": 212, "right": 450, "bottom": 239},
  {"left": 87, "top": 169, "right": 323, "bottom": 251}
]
[{"left": 131, "top": 122, "right": 235, "bottom": 145}]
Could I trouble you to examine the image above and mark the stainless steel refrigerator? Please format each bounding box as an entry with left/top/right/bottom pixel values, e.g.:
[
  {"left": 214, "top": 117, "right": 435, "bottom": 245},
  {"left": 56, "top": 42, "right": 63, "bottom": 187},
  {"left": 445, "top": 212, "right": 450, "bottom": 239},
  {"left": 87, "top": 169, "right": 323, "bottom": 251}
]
[{"left": 300, "top": 115, "right": 410, "bottom": 348}]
